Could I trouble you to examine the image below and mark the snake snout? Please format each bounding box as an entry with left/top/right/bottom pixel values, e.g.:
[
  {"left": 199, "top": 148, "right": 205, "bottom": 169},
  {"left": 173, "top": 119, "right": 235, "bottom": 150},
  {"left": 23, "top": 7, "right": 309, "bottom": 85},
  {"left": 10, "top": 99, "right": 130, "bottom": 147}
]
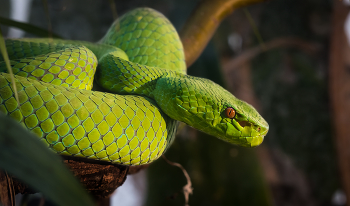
[
  {"left": 259, "top": 125, "right": 269, "bottom": 136},
  {"left": 237, "top": 121, "right": 265, "bottom": 133},
  {"left": 248, "top": 123, "right": 268, "bottom": 147}
]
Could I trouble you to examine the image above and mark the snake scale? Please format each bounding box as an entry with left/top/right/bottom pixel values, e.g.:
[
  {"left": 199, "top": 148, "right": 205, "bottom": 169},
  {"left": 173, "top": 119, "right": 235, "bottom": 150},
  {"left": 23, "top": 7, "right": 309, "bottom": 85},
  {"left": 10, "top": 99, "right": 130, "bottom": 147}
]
[{"left": 0, "top": 8, "right": 268, "bottom": 166}]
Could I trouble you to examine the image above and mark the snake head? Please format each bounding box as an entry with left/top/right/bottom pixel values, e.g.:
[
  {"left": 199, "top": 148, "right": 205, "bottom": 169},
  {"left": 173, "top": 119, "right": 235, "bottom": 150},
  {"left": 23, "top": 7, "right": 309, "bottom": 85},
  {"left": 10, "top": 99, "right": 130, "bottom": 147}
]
[
  {"left": 220, "top": 97, "right": 269, "bottom": 147},
  {"left": 154, "top": 76, "right": 269, "bottom": 147}
]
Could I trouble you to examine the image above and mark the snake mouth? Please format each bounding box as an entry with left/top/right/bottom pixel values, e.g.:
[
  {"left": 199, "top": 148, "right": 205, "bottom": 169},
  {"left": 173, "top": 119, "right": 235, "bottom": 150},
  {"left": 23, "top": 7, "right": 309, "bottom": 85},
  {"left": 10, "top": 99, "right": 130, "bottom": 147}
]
[
  {"left": 240, "top": 118, "right": 269, "bottom": 134},
  {"left": 259, "top": 126, "right": 269, "bottom": 136},
  {"left": 225, "top": 119, "right": 268, "bottom": 147},
  {"left": 237, "top": 120, "right": 267, "bottom": 134},
  {"left": 249, "top": 123, "right": 268, "bottom": 147},
  {"left": 248, "top": 135, "right": 265, "bottom": 147}
]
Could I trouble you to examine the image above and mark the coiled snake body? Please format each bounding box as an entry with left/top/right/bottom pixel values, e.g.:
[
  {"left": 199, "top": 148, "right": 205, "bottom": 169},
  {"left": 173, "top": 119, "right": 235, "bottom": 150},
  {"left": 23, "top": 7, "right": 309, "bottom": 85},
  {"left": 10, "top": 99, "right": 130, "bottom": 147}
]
[{"left": 0, "top": 8, "right": 268, "bottom": 165}]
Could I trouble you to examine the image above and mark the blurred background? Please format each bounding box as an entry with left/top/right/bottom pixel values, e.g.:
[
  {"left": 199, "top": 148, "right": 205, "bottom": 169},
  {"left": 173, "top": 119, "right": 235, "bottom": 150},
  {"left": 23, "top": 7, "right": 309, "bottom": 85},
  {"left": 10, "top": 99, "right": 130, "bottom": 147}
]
[{"left": 0, "top": 0, "right": 343, "bottom": 205}]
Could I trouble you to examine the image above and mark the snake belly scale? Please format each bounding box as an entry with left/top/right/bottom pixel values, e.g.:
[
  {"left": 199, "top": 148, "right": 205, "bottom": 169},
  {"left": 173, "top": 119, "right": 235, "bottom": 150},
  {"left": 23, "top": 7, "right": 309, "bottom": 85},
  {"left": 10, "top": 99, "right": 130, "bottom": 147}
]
[{"left": 0, "top": 8, "right": 268, "bottom": 166}]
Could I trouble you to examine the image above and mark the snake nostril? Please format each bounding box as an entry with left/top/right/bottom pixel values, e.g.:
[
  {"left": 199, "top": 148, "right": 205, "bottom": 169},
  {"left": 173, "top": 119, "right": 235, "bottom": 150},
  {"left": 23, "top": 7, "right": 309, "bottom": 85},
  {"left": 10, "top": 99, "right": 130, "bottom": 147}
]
[{"left": 258, "top": 127, "right": 261, "bottom": 132}]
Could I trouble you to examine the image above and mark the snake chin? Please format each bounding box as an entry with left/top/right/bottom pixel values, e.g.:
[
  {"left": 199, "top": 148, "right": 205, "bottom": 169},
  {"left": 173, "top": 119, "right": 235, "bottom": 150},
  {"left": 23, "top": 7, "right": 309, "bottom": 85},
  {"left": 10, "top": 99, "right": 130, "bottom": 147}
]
[{"left": 224, "top": 119, "right": 268, "bottom": 147}]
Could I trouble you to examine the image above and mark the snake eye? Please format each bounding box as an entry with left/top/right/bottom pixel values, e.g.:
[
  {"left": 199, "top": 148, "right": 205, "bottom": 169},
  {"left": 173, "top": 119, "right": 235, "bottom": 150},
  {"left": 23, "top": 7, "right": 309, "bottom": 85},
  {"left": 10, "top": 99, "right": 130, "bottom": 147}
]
[{"left": 225, "top": 107, "right": 236, "bottom": 119}]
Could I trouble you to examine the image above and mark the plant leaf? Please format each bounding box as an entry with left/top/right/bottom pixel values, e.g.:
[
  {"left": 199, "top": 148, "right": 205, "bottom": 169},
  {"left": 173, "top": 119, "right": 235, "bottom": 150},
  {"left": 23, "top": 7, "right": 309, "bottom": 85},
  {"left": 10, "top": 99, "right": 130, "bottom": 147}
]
[
  {"left": 0, "top": 16, "right": 61, "bottom": 38},
  {"left": 0, "top": 113, "right": 95, "bottom": 206},
  {"left": 0, "top": 27, "right": 19, "bottom": 107}
]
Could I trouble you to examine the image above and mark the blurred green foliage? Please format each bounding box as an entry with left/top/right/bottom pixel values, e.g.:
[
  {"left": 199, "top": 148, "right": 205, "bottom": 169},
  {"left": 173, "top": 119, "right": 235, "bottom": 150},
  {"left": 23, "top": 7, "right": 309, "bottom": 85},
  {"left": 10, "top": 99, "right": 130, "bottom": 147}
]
[{"left": 0, "top": 112, "right": 95, "bottom": 206}]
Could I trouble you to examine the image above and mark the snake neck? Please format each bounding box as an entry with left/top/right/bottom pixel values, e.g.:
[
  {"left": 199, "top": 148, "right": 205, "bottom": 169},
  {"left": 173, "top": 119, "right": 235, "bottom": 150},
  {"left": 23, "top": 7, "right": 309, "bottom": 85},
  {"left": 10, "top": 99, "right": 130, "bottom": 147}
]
[{"left": 95, "top": 56, "right": 180, "bottom": 98}]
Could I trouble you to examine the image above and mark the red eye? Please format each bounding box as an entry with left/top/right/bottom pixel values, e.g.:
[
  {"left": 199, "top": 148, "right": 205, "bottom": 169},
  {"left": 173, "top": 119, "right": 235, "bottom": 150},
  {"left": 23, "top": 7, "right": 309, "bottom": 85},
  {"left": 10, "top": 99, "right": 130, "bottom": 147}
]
[{"left": 225, "top": 107, "right": 236, "bottom": 119}]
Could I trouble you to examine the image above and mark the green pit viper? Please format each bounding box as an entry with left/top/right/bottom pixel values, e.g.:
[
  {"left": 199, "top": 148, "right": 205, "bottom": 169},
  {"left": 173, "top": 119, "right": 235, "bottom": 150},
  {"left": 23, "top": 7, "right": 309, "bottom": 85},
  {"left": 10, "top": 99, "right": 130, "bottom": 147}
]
[{"left": 0, "top": 8, "right": 268, "bottom": 165}]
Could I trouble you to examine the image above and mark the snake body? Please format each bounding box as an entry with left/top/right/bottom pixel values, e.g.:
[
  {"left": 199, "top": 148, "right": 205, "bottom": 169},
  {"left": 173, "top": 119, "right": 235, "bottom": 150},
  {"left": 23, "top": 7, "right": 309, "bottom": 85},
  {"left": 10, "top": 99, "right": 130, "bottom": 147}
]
[{"left": 0, "top": 8, "right": 268, "bottom": 165}]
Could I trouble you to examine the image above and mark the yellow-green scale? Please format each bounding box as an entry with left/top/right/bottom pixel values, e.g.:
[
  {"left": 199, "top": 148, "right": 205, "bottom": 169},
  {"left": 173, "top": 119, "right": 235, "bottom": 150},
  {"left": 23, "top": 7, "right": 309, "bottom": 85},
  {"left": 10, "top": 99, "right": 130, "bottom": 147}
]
[
  {"left": 99, "top": 8, "right": 186, "bottom": 74},
  {"left": 0, "top": 8, "right": 185, "bottom": 165},
  {"left": 1, "top": 40, "right": 97, "bottom": 90},
  {"left": 0, "top": 73, "right": 176, "bottom": 165}
]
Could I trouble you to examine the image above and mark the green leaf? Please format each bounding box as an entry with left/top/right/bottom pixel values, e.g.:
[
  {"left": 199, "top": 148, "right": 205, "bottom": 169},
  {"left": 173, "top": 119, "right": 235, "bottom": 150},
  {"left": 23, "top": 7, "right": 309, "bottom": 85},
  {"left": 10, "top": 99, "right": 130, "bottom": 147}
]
[
  {"left": 0, "top": 113, "right": 95, "bottom": 206},
  {"left": 0, "top": 27, "right": 19, "bottom": 106},
  {"left": 0, "top": 16, "right": 62, "bottom": 38}
]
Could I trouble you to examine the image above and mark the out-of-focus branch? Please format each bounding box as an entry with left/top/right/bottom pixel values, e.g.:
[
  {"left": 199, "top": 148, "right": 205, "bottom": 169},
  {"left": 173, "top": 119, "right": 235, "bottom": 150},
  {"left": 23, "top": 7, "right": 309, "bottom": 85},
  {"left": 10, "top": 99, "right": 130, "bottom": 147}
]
[
  {"left": 329, "top": 1, "right": 350, "bottom": 206},
  {"left": 0, "top": 171, "right": 15, "bottom": 206},
  {"left": 222, "top": 37, "right": 322, "bottom": 72},
  {"left": 221, "top": 37, "right": 321, "bottom": 112},
  {"left": 162, "top": 155, "right": 193, "bottom": 206},
  {"left": 180, "top": 0, "right": 268, "bottom": 67}
]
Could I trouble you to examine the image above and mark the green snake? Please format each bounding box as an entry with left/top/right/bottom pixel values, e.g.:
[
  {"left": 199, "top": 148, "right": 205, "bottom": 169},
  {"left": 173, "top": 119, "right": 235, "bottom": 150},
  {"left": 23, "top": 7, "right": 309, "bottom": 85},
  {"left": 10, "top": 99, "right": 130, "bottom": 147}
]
[{"left": 0, "top": 8, "right": 268, "bottom": 165}]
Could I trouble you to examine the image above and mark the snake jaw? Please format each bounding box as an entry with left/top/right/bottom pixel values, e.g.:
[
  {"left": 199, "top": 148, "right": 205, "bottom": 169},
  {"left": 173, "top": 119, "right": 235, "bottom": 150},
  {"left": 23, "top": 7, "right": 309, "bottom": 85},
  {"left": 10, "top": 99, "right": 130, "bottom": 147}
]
[{"left": 223, "top": 114, "right": 269, "bottom": 147}]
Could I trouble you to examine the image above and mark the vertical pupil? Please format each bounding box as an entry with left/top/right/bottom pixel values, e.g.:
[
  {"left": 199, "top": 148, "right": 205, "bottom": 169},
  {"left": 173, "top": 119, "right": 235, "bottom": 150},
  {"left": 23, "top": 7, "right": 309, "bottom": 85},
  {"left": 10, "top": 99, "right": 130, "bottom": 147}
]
[{"left": 226, "top": 108, "right": 235, "bottom": 118}]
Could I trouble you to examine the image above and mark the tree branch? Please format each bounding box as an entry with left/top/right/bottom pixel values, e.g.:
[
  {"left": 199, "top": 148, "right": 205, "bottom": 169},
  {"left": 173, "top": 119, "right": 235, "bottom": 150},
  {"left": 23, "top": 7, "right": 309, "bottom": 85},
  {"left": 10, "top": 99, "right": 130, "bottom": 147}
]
[{"left": 180, "top": 0, "right": 268, "bottom": 67}]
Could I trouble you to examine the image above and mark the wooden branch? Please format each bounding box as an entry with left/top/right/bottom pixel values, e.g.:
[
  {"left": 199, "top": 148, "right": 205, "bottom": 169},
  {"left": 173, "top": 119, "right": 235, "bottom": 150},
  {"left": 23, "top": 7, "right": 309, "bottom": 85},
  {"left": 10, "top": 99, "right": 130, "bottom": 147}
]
[
  {"left": 180, "top": 0, "right": 268, "bottom": 67},
  {"left": 0, "top": 171, "right": 15, "bottom": 206},
  {"left": 10, "top": 159, "right": 128, "bottom": 200},
  {"left": 9, "top": 156, "right": 148, "bottom": 200},
  {"left": 329, "top": 1, "right": 350, "bottom": 205}
]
